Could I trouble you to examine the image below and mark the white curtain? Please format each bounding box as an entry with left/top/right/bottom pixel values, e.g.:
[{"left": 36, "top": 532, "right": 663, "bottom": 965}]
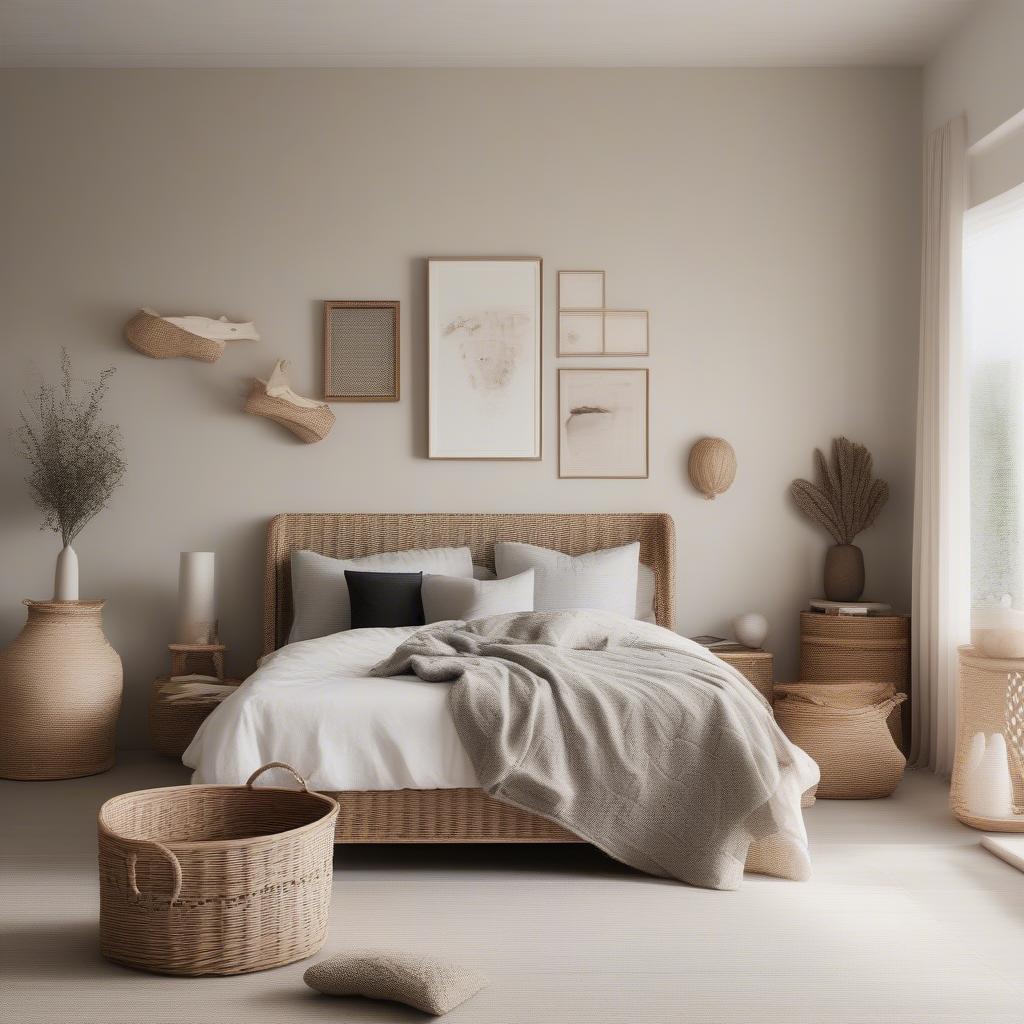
[{"left": 911, "top": 116, "right": 970, "bottom": 775}]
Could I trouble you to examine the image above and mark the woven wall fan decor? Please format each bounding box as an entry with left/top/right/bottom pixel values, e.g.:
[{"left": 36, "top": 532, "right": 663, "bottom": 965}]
[
  {"left": 687, "top": 437, "right": 736, "bottom": 499},
  {"left": 323, "top": 300, "right": 400, "bottom": 401}
]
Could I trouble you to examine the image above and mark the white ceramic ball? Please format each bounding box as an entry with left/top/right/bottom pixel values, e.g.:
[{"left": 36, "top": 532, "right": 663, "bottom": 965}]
[{"left": 733, "top": 612, "right": 768, "bottom": 649}]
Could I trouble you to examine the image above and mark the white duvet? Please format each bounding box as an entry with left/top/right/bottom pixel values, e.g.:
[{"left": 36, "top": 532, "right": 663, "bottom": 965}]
[{"left": 184, "top": 626, "right": 479, "bottom": 789}]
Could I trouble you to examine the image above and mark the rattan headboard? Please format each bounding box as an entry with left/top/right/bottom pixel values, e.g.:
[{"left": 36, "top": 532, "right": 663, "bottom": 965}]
[{"left": 264, "top": 512, "right": 677, "bottom": 654}]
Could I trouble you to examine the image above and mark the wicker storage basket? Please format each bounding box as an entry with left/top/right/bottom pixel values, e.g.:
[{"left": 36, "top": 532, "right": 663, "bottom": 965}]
[
  {"left": 244, "top": 379, "right": 336, "bottom": 444},
  {"left": 124, "top": 310, "right": 225, "bottom": 362},
  {"left": 799, "top": 612, "right": 910, "bottom": 744},
  {"left": 148, "top": 677, "right": 241, "bottom": 758},
  {"left": 98, "top": 762, "right": 338, "bottom": 976},
  {"left": 951, "top": 646, "right": 1024, "bottom": 831},
  {"left": 775, "top": 682, "right": 907, "bottom": 799}
]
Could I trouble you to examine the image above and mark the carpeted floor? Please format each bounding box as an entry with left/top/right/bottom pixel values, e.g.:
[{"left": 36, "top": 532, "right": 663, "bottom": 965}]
[{"left": 3, "top": 753, "right": 1023, "bottom": 1023}]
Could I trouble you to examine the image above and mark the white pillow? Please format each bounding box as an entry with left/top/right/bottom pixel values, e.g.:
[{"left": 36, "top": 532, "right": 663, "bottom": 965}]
[
  {"left": 493, "top": 541, "right": 640, "bottom": 619},
  {"left": 422, "top": 570, "right": 534, "bottom": 623},
  {"left": 289, "top": 547, "right": 473, "bottom": 642},
  {"left": 636, "top": 563, "right": 657, "bottom": 623}
]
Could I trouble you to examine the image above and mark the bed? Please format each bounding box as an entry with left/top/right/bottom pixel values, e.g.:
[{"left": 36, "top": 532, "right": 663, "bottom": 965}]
[{"left": 260, "top": 511, "right": 676, "bottom": 844}]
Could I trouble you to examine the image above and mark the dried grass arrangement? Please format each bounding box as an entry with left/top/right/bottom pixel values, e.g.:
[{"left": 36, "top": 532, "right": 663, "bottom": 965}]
[
  {"left": 790, "top": 437, "right": 889, "bottom": 545},
  {"left": 790, "top": 437, "right": 889, "bottom": 602}
]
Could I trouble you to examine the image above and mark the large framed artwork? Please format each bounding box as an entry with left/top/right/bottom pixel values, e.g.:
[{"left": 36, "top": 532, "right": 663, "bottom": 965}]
[
  {"left": 558, "top": 368, "right": 649, "bottom": 479},
  {"left": 428, "top": 257, "right": 542, "bottom": 460}
]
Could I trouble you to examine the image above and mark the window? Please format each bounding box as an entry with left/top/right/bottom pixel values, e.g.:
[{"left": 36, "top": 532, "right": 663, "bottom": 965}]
[{"left": 966, "top": 182, "right": 1024, "bottom": 613}]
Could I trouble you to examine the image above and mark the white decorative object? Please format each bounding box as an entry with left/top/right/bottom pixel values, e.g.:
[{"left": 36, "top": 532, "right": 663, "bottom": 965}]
[
  {"left": 54, "top": 545, "right": 79, "bottom": 601},
  {"left": 178, "top": 551, "right": 217, "bottom": 645},
  {"left": 558, "top": 368, "right": 649, "bottom": 479},
  {"left": 733, "top": 612, "right": 768, "bottom": 649},
  {"left": 972, "top": 600, "right": 1024, "bottom": 658},
  {"left": 143, "top": 309, "right": 260, "bottom": 342},
  {"left": 427, "top": 258, "right": 542, "bottom": 460},
  {"left": 963, "top": 731, "right": 1013, "bottom": 819}
]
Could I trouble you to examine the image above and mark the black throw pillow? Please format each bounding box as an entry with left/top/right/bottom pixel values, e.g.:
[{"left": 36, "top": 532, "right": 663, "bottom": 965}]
[{"left": 345, "top": 570, "right": 425, "bottom": 629}]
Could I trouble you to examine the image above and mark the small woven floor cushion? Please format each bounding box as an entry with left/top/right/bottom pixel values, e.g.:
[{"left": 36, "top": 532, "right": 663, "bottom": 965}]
[{"left": 304, "top": 950, "right": 489, "bottom": 1015}]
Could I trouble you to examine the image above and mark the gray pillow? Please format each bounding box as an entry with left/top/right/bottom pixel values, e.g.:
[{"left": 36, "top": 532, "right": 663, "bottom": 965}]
[
  {"left": 304, "top": 950, "right": 489, "bottom": 1015},
  {"left": 422, "top": 570, "right": 534, "bottom": 623}
]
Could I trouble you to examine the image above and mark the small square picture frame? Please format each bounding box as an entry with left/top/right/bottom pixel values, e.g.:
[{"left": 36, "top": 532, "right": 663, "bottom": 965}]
[
  {"left": 603, "top": 310, "right": 649, "bottom": 355},
  {"left": 323, "top": 299, "right": 400, "bottom": 401},
  {"left": 558, "top": 311, "right": 604, "bottom": 356},
  {"left": 558, "top": 270, "right": 605, "bottom": 311}
]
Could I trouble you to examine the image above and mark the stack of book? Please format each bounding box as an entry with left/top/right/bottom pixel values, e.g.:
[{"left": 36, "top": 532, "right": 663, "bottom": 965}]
[
  {"left": 688, "top": 635, "right": 758, "bottom": 653},
  {"left": 807, "top": 600, "right": 892, "bottom": 616}
]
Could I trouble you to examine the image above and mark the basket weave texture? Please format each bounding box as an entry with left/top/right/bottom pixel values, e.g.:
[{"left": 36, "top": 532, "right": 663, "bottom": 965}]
[
  {"left": 951, "top": 646, "right": 1024, "bottom": 831},
  {"left": 0, "top": 600, "right": 122, "bottom": 780},
  {"left": 264, "top": 512, "right": 675, "bottom": 844},
  {"left": 98, "top": 762, "right": 339, "bottom": 975},
  {"left": 799, "top": 612, "right": 910, "bottom": 744},
  {"left": 124, "top": 311, "right": 224, "bottom": 362},
  {"left": 244, "top": 380, "right": 336, "bottom": 444},
  {"left": 148, "top": 677, "right": 241, "bottom": 758},
  {"left": 775, "top": 681, "right": 907, "bottom": 799}
]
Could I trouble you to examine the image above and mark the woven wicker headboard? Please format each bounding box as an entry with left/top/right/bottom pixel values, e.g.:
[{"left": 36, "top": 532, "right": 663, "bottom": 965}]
[{"left": 264, "top": 512, "right": 676, "bottom": 653}]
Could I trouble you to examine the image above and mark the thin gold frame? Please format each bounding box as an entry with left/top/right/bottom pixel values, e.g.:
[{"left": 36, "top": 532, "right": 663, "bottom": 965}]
[
  {"left": 557, "top": 269, "right": 606, "bottom": 311},
  {"left": 427, "top": 256, "right": 543, "bottom": 461},
  {"left": 602, "top": 309, "right": 650, "bottom": 356},
  {"left": 557, "top": 367, "right": 650, "bottom": 480}
]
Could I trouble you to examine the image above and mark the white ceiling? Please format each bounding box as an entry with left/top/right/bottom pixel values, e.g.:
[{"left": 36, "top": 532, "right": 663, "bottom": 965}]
[{"left": 0, "top": 0, "right": 978, "bottom": 69}]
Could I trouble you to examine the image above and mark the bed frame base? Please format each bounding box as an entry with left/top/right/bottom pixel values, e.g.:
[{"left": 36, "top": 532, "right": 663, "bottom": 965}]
[{"left": 328, "top": 787, "right": 582, "bottom": 844}]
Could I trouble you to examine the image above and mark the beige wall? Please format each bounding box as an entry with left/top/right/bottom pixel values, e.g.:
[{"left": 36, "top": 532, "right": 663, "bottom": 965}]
[
  {"left": 924, "top": 0, "right": 1024, "bottom": 206},
  {"left": 0, "top": 69, "right": 921, "bottom": 746}
]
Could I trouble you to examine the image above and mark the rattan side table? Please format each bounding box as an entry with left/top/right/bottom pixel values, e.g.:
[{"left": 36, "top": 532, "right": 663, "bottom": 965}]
[
  {"left": 717, "top": 649, "right": 774, "bottom": 704},
  {"left": 149, "top": 676, "right": 241, "bottom": 757},
  {"left": 149, "top": 642, "right": 239, "bottom": 757}
]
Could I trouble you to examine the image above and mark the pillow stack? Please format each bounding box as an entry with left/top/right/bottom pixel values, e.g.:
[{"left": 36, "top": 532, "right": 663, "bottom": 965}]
[{"left": 288, "top": 540, "right": 654, "bottom": 641}]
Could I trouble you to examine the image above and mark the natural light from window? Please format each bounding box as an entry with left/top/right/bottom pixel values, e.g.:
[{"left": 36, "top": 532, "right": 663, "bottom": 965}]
[{"left": 966, "top": 182, "right": 1024, "bottom": 617}]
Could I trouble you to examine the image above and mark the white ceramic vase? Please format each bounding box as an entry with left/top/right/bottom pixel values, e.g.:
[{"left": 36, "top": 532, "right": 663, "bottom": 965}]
[
  {"left": 963, "top": 732, "right": 1013, "bottom": 819},
  {"left": 54, "top": 544, "right": 79, "bottom": 601},
  {"left": 733, "top": 612, "right": 768, "bottom": 649}
]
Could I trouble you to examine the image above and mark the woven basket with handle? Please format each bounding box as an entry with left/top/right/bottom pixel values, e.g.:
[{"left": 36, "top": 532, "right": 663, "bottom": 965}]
[
  {"left": 775, "top": 681, "right": 907, "bottom": 799},
  {"left": 98, "top": 762, "right": 338, "bottom": 975}
]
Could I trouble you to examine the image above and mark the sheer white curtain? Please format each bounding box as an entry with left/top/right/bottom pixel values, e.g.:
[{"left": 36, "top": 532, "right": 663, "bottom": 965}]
[{"left": 911, "top": 116, "right": 970, "bottom": 775}]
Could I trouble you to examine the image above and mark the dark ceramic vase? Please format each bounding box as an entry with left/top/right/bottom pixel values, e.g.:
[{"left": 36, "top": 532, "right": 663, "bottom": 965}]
[{"left": 824, "top": 544, "right": 865, "bottom": 602}]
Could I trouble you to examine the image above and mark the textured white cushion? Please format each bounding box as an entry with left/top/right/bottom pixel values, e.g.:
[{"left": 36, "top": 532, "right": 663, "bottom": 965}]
[
  {"left": 636, "top": 563, "right": 657, "bottom": 623},
  {"left": 494, "top": 541, "right": 640, "bottom": 619},
  {"left": 304, "top": 950, "right": 489, "bottom": 1015},
  {"left": 289, "top": 547, "right": 473, "bottom": 642},
  {"left": 423, "top": 570, "right": 534, "bottom": 623}
]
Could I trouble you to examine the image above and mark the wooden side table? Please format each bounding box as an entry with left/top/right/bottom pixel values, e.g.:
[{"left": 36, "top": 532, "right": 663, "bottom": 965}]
[{"left": 717, "top": 649, "right": 774, "bottom": 704}]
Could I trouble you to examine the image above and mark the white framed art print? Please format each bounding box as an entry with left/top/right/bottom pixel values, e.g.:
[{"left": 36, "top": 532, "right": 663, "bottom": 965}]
[
  {"left": 428, "top": 257, "right": 542, "bottom": 459},
  {"left": 558, "top": 368, "right": 649, "bottom": 478}
]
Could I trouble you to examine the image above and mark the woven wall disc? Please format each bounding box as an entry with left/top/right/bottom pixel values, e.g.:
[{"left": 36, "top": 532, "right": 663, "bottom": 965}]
[{"left": 688, "top": 437, "right": 737, "bottom": 500}]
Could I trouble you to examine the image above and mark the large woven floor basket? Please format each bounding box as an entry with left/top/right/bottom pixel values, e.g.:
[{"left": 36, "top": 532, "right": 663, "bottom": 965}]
[
  {"left": 98, "top": 762, "right": 338, "bottom": 976},
  {"left": 775, "top": 682, "right": 907, "bottom": 799}
]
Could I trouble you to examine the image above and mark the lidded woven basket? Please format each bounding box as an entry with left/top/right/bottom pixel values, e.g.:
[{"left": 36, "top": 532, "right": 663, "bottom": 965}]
[
  {"left": 98, "top": 762, "right": 338, "bottom": 975},
  {"left": 775, "top": 682, "right": 907, "bottom": 799}
]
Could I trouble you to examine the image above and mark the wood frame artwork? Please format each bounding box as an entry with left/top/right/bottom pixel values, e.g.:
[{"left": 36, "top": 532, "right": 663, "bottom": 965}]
[
  {"left": 427, "top": 256, "right": 543, "bottom": 460},
  {"left": 558, "top": 367, "right": 650, "bottom": 479},
  {"left": 323, "top": 300, "right": 400, "bottom": 402}
]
